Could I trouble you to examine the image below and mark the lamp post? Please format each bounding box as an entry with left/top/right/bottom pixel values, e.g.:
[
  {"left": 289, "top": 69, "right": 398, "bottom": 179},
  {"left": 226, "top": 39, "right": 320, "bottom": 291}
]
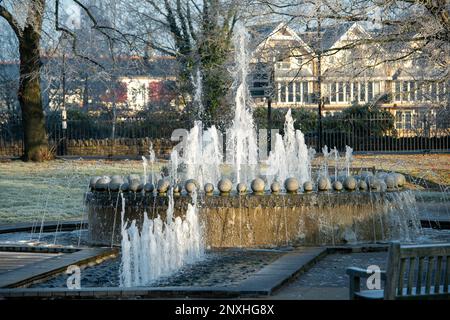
[
  {"left": 267, "top": 66, "right": 275, "bottom": 155},
  {"left": 61, "top": 52, "right": 67, "bottom": 156}
]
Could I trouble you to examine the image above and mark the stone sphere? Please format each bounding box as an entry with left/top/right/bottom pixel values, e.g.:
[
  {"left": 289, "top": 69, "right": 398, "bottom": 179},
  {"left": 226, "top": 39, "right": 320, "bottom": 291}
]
[
  {"left": 128, "top": 174, "right": 141, "bottom": 183},
  {"left": 204, "top": 183, "right": 214, "bottom": 194},
  {"left": 380, "top": 181, "right": 387, "bottom": 192},
  {"left": 375, "top": 172, "right": 388, "bottom": 180},
  {"left": 368, "top": 177, "right": 381, "bottom": 191},
  {"left": 303, "top": 181, "right": 314, "bottom": 192},
  {"left": 110, "top": 175, "right": 124, "bottom": 184},
  {"left": 144, "top": 183, "right": 154, "bottom": 193},
  {"left": 89, "top": 176, "right": 101, "bottom": 189},
  {"left": 394, "top": 173, "right": 406, "bottom": 187},
  {"left": 271, "top": 181, "right": 281, "bottom": 193},
  {"left": 157, "top": 179, "right": 170, "bottom": 194},
  {"left": 385, "top": 175, "right": 397, "bottom": 190},
  {"left": 358, "top": 180, "right": 368, "bottom": 191},
  {"left": 237, "top": 183, "right": 247, "bottom": 194},
  {"left": 217, "top": 178, "right": 232, "bottom": 194},
  {"left": 341, "top": 228, "right": 357, "bottom": 244},
  {"left": 173, "top": 183, "right": 182, "bottom": 194},
  {"left": 333, "top": 181, "right": 343, "bottom": 191},
  {"left": 343, "top": 176, "right": 357, "bottom": 191},
  {"left": 95, "top": 176, "right": 111, "bottom": 191},
  {"left": 318, "top": 177, "right": 331, "bottom": 191},
  {"left": 120, "top": 182, "right": 130, "bottom": 192},
  {"left": 185, "top": 179, "right": 198, "bottom": 194},
  {"left": 129, "top": 180, "right": 143, "bottom": 192},
  {"left": 251, "top": 178, "right": 265, "bottom": 194},
  {"left": 284, "top": 177, "right": 299, "bottom": 193},
  {"left": 108, "top": 182, "right": 121, "bottom": 192}
]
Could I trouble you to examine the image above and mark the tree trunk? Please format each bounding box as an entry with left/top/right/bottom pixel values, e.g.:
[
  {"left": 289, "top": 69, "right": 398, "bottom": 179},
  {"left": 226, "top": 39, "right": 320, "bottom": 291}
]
[{"left": 18, "top": 9, "right": 50, "bottom": 162}]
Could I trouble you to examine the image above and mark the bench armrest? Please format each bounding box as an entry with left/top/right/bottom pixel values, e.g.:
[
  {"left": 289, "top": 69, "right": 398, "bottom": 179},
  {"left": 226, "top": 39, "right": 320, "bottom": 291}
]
[{"left": 346, "top": 267, "right": 386, "bottom": 300}]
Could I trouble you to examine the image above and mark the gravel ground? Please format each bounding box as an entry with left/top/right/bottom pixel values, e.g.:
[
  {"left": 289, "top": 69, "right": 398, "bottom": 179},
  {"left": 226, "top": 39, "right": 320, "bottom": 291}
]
[{"left": 289, "top": 252, "right": 387, "bottom": 288}]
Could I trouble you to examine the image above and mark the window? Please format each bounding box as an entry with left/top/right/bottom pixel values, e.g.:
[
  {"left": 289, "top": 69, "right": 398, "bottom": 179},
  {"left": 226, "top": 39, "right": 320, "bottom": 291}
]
[
  {"left": 345, "top": 82, "right": 351, "bottom": 102},
  {"left": 373, "top": 81, "right": 380, "bottom": 97},
  {"left": 360, "top": 82, "right": 366, "bottom": 102},
  {"left": 352, "top": 82, "right": 358, "bottom": 102},
  {"left": 280, "top": 83, "right": 287, "bottom": 102},
  {"left": 404, "top": 112, "right": 412, "bottom": 129},
  {"left": 338, "top": 82, "right": 344, "bottom": 102},
  {"left": 277, "top": 62, "right": 290, "bottom": 70},
  {"left": 395, "top": 81, "right": 401, "bottom": 101},
  {"left": 330, "top": 83, "right": 337, "bottom": 102},
  {"left": 402, "top": 81, "right": 408, "bottom": 101},
  {"left": 368, "top": 81, "right": 373, "bottom": 101},
  {"left": 395, "top": 112, "right": 403, "bottom": 129},
  {"left": 431, "top": 83, "right": 437, "bottom": 101},
  {"left": 295, "top": 82, "right": 301, "bottom": 102},
  {"left": 302, "top": 82, "right": 308, "bottom": 103},
  {"left": 417, "top": 82, "right": 423, "bottom": 101},
  {"left": 438, "top": 82, "right": 445, "bottom": 101},
  {"left": 288, "top": 82, "right": 294, "bottom": 102},
  {"left": 409, "top": 81, "right": 415, "bottom": 101}
]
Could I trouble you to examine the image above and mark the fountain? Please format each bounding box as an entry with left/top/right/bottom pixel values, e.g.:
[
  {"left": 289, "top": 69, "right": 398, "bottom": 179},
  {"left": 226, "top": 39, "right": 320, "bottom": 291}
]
[{"left": 84, "top": 23, "right": 423, "bottom": 288}]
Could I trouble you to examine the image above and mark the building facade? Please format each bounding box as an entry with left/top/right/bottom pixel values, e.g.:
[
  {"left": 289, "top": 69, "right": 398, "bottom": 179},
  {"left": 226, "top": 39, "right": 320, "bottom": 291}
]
[{"left": 250, "top": 22, "right": 449, "bottom": 132}]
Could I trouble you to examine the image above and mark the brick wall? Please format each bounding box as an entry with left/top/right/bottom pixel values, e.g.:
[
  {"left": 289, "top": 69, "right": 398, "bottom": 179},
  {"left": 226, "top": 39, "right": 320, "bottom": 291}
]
[{"left": 0, "top": 138, "right": 177, "bottom": 158}]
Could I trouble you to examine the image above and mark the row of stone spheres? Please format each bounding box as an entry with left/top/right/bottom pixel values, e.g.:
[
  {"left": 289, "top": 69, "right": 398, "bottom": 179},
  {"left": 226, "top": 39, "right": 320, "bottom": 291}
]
[{"left": 89, "top": 171, "right": 406, "bottom": 195}]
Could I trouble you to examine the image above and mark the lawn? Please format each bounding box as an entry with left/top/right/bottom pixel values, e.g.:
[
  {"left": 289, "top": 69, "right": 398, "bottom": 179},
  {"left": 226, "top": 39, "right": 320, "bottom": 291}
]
[{"left": 0, "top": 159, "right": 161, "bottom": 224}]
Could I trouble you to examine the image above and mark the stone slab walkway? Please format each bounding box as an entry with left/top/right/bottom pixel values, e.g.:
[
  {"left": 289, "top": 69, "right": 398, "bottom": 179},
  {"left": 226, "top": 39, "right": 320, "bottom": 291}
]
[{"left": 0, "top": 247, "right": 117, "bottom": 288}]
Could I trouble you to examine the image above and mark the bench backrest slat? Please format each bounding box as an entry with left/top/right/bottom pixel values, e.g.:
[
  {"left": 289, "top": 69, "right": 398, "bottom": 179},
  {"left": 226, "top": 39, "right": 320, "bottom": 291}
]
[
  {"left": 407, "top": 257, "right": 415, "bottom": 295},
  {"left": 385, "top": 242, "right": 450, "bottom": 299},
  {"left": 445, "top": 256, "right": 450, "bottom": 293},
  {"left": 435, "top": 256, "right": 443, "bottom": 292}
]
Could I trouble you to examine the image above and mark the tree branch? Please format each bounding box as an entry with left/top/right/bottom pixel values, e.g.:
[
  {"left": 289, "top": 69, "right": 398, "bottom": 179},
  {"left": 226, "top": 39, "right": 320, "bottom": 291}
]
[{"left": 0, "top": 4, "right": 22, "bottom": 40}]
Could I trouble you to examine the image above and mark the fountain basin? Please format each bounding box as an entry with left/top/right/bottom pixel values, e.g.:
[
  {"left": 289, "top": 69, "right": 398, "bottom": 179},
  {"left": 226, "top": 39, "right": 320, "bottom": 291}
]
[{"left": 87, "top": 190, "right": 420, "bottom": 247}]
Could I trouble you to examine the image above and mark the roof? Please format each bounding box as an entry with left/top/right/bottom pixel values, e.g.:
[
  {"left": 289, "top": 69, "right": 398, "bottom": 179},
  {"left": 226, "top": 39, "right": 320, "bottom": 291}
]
[{"left": 0, "top": 55, "right": 179, "bottom": 79}]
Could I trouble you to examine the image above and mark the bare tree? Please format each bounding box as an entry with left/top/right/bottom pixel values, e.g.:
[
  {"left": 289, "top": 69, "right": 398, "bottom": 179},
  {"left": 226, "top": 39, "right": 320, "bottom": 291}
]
[
  {"left": 126, "top": 0, "right": 243, "bottom": 123},
  {"left": 0, "top": 0, "right": 131, "bottom": 161}
]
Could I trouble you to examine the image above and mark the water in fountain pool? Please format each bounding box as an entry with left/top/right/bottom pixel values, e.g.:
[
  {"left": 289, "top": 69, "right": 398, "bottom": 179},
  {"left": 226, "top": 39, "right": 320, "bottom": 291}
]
[{"left": 29, "top": 249, "right": 283, "bottom": 288}]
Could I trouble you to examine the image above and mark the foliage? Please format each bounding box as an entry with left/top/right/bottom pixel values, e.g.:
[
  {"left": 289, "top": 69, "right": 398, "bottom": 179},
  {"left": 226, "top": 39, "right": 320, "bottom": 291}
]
[
  {"left": 253, "top": 107, "right": 318, "bottom": 133},
  {"left": 323, "top": 104, "right": 395, "bottom": 136}
]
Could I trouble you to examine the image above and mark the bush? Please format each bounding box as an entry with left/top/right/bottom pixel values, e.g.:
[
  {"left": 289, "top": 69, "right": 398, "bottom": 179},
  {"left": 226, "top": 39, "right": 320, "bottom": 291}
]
[{"left": 253, "top": 107, "right": 318, "bottom": 133}]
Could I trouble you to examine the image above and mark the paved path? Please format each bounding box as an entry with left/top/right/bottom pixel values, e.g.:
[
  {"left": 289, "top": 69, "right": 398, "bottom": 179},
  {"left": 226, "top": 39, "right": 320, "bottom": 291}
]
[
  {"left": 271, "top": 251, "right": 388, "bottom": 300},
  {"left": 0, "top": 251, "right": 62, "bottom": 274},
  {"left": 0, "top": 247, "right": 117, "bottom": 288}
]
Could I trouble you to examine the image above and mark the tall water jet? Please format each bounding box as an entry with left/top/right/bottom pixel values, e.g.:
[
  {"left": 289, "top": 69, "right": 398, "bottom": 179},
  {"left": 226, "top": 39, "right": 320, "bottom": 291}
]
[
  {"left": 266, "top": 109, "right": 311, "bottom": 186},
  {"left": 119, "top": 189, "right": 204, "bottom": 287},
  {"left": 169, "top": 149, "right": 179, "bottom": 185},
  {"left": 319, "top": 145, "right": 331, "bottom": 180},
  {"left": 178, "top": 121, "right": 222, "bottom": 187},
  {"left": 192, "top": 67, "right": 204, "bottom": 119},
  {"left": 149, "top": 142, "right": 156, "bottom": 185},
  {"left": 345, "top": 145, "right": 353, "bottom": 177},
  {"left": 226, "top": 22, "right": 258, "bottom": 184}
]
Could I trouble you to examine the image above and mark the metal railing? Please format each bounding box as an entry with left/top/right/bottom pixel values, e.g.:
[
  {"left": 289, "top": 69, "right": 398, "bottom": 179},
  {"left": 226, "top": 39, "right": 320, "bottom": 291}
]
[{"left": 1, "top": 114, "right": 449, "bottom": 157}]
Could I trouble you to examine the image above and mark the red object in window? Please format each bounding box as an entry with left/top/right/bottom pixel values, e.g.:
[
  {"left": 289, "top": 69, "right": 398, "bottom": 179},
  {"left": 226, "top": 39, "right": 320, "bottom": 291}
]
[
  {"left": 116, "top": 82, "right": 128, "bottom": 103},
  {"left": 149, "top": 81, "right": 163, "bottom": 101}
]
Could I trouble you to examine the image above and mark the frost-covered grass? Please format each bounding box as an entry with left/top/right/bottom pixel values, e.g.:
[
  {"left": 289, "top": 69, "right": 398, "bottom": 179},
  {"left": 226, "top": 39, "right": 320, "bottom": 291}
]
[{"left": 0, "top": 159, "right": 164, "bottom": 224}]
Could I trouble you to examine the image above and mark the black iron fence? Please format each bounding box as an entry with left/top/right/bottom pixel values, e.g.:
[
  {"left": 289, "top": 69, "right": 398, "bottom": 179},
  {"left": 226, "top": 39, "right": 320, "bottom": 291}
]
[{"left": 1, "top": 114, "right": 449, "bottom": 157}]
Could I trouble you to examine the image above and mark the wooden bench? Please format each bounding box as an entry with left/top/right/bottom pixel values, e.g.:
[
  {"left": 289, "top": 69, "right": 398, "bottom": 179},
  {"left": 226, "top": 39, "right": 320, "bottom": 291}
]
[{"left": 346, "top": 242, "right": 450, "bottom": 300}]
